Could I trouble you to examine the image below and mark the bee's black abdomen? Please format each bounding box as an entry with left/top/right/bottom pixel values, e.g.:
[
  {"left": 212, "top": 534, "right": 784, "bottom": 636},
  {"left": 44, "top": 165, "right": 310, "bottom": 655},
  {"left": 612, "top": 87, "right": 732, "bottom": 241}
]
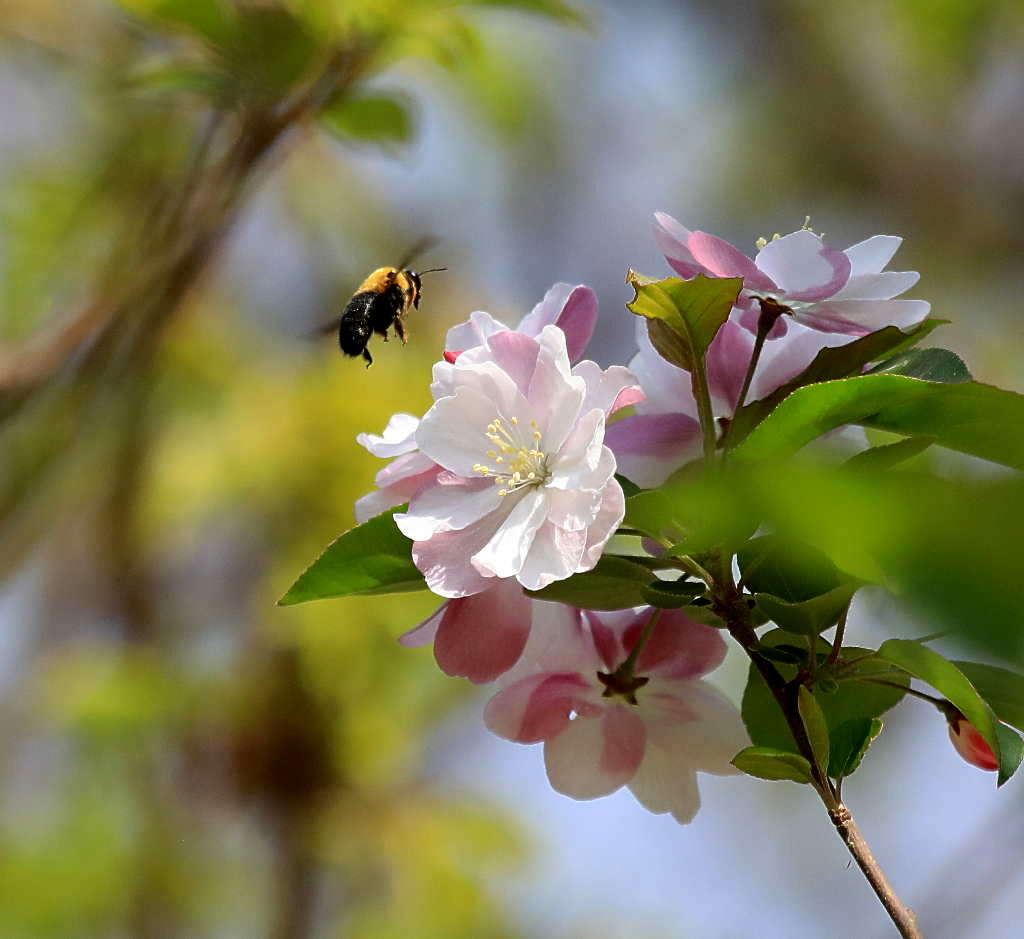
[
  {"left": 370, "top": 283, "right": 406, "bottom": 337},
  {"left": 338, "top": 291, "right": 375, "bottom": 358}
]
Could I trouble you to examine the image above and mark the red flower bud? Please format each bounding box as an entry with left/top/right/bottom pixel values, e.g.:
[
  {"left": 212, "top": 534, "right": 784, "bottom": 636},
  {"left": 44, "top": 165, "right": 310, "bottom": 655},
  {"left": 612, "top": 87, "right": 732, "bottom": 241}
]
[
  {"left": 947, "top": 714, "right": 998, "bottom": 771},
  {"left": 443, "top": 350, "right": 462, "bottom": 364}
]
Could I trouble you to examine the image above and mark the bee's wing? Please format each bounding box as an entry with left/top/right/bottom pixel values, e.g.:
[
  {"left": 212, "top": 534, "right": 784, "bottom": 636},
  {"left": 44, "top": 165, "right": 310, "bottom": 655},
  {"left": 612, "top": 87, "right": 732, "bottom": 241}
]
[
  {"left": 397, "top": 235, "right": 438, "bottom": 271},
  {"left": 305, "top": 316, "right": 343, "bottom": 340}
]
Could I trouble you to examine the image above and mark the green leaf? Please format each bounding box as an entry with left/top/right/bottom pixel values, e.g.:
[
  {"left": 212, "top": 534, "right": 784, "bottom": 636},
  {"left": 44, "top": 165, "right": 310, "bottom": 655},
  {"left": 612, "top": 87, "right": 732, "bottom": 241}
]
[
  {"left": 462, "top": 0, "right": 587, "bottom": 24},
  {"left": 953, "top": 662, "right": 1024, "bottom": 733},
  {"left": 640, "top": 579, "right": 705, "bottom": 609},
  {"left": 321, "top": 91, "right": 416, "bottom": 149},
  {"left": 728, "top": 319, "right": 944, "bottom": 445},
  {"left": 738, "top": 535, "right": 840, "bottom": 602},
  {"left": 742, "top": 633, "right": 907, "bottom": 753},
  {"left": 798, "top": 686, "right": 830, "bottom": 771},
  {"left": 119, "top": 0, "right": 234, "bottom": 43},
  {"left": 868, "top": 348, "right": 971, "bottom": 383},
  {"left": 625, "top": 272, "right": 742, "bottom": 372},
  {"left": 828, "top": 717, "right": 883, "bottom": 780},
  {"left": 731, "top": 747, "right": 813, "bottom": 783},
  {"left": 844, "top": 436, "right": 935, "bottom": 471},
  {"left": 996, "top": 723, "right": 1024, "bottom": 787},
  {"left": 876, "top": 639, "right": 1001, "bottom": 766},
  {"left": 733, "top": 376, "right": 1024, "bottom": 470},
  {"left": 525, "top": 556, "right": 654, "bottom": 610},
  {"left": 754, "top": 583, "right": 859, "bottom": 637},
  {"left": 278, "top": 509, "right": 423, "bottom": 605}
]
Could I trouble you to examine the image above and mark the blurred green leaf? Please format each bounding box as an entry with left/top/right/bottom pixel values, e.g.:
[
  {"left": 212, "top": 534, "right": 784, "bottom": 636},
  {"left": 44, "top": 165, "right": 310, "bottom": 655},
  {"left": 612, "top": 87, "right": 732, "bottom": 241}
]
[
  {"left": 525, "top": 556, "right": 654, "bottom": 610},
  {"left": 798, "top": 686, "right": 830, "bottom": 771},
  {"left": 731, "top": 746, "right": 813, "bottom": 783},
  {"left": 626, "top": 272, "right": 742, "bottom": 372},
  {"left": 876, "top": 639, "right": 1001, "bottom": 768},
  {"left": 868, "top": 347, "right": 971, "bottom": 383},
  {"left": 754, "top": 583, "right": 859, "bottom": 637},
  {"left": 843, "top": 435, "right": 935, "bottom": 471},
  {"left": 827, "top": 717, "right": 883, "bottom": 780},
  {"left": 640, "top": 579, "right": 705, "bottom": 609},
  {"left": 279, "top": 508, "right": 424, "bottom": 605},
  {"left": 953, "top": 662, "right": 1024, "bottom": 733},
  {"left": 734, "top": 376, "right": 1024, "bottom": 469},
  {"left": 729, "top": 319, "right": 943, "bottom": 445},
  {"left": 463, "top": 0, "right": 587, "bottom": 25},
  {"left": 996, "top": 723, "right": 1024, "bottom": 787},
  {"left": 738, "top": 534, "right": 841, "bottom": 601},
  {"left": 118, "top": 0, "right": 234, "bottom": 43},
  {"left": 321, "top": 91, "right": 416, "bottom": 149}
]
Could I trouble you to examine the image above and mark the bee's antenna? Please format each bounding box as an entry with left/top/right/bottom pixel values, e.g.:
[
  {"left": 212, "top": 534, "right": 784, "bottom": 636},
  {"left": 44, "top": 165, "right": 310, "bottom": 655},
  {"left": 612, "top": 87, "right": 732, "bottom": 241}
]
[{"left": 417, "top": 267, "right": 447, "bottom": 276}]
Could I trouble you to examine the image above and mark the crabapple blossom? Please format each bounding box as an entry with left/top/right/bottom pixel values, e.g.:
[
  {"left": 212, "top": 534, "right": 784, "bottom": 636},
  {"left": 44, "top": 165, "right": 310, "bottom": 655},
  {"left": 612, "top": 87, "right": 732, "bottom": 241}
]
[
  {"left": 354, "top": 413, "right": 440, "bottom": 523},
  {"left": 606, "top": 317, "right": 850, "bottom": 487},
  {"left": 485, "top": 604, "right": 748, "bottom": 824},
  {"left": 397, "top": 325, "right": 640, "bottom": 596},
  {"left": 947, "top": 712, "right": 998, "bottom": 771},
  {"left": 654, "top": 211, "right": 929, "bottom": 338}
]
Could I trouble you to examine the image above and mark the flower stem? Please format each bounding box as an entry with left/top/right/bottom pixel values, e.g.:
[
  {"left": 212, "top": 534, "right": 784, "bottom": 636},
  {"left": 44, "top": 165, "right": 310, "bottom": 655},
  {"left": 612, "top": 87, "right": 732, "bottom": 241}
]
[
  {"left": 616, "top": 607, "right": 662, "bottom": 682},
  {"left": 732, "top": 324, "right": 768, "bottom": 424},
  {"left": 826, "top": 603, "right": 851, "bottom": 666},
  {"left": 689, "top": 350, "right": 718, "bottom": 463}
]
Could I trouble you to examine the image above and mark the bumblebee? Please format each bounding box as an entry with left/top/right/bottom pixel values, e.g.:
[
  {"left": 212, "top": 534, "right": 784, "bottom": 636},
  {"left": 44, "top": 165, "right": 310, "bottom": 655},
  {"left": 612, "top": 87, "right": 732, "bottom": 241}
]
[{"left": 336, "top": 240, "right": 445, "bottom": 367}]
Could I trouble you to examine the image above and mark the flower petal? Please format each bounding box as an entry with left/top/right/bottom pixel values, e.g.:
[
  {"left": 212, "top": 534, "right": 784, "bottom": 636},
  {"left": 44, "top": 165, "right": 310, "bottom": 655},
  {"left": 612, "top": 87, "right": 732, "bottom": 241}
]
[
  {"left": 471, "top": 488, "right": 549, "bottom": 579},
  {"left": 374, "top": 450, "right": 437, "bottom": 489},
  {"left": 705, "top": 319, "right": 755, "bottom": 412},
  {"left": 604, "top": 412, "right": 702, "bottom": 489},
  {"left": 830, "top": 270, "right": 920, "bottom": 301},
  {"left": 628, "top": 609, "right": 728, "bottom": 679},
  {"left": 630, "top": 319, "right": 697, "bottom": 417},
  {"left": 485, "top": 672, "right": 592, "bottom": 743},
  {"left": 653, "top": 212, "right": 703, "bottom": 279},
  {"left": 411, "top": 511, "right": 508, "bottom": 597},
  {"left": 354, "top": 464, "right": 438, "bottom": 524},
  {"left": 571, "top": 361, "right": 643, "bottom": 417},
  {"left": 517, "top": 521, "right": 588, "bottom": 591},
  {"left": 434, "top": 579, "right": 532, "bottom": 683},
  {"left": 689, "top": 231, "right": 778, "bottom": 292},
  {"left": 356, "top": 413, "right": 421, "bottom": 458},
  {"left": 544, "top": 704, "right": 646, "bottom": 799},
  {"left": 396, "top": 475, "right": 503, "bottom": 541},
  {"left": 476, "top": 330, "right": 540, "bottom": 397},
  {"left": 444, "top": 310, "right": 509, "bottom": 353},
  {"left": 754, "top": 230, "right": 851, "bottom": 302},
  {"left": 527, "top": 326, "right": 585, "bottom": 452},
  {"left": 628, "top": 743, "right": 702, "bottom": 824},
  {"left": 578, "top": 479, "right": 625, "bottom": 572},
  {"left": 518, "top": 283, "right": 599, "bottom": 363},
  {"left": 398, "top": 603, "right": 445, "bottom": 647},
  {"left": 747, "top": 322, "right": 852, "bottom": 401},
  {"left": 797, "top": 298, "right": 931, "bottom": 335},
  {"left": 417, "top": 386, "right": 511, "bottom": 477},
  {"left": 548, "top": 411, "right": 608, "bottom": 490},
  {"left": 843, "top": 235, "right": 902, "bottom": 276}
]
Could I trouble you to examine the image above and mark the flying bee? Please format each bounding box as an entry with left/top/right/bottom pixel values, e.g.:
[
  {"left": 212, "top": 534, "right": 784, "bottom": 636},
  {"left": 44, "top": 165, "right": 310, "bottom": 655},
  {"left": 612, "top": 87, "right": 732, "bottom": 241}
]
[{"left": 332, "top": 238, "right": 446, "bottom": 367}]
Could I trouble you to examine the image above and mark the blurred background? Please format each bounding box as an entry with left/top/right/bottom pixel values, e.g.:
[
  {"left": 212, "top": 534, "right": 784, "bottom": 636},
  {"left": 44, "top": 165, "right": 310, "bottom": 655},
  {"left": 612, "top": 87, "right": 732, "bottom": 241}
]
[{"left": 0, "top": 1, "right": 1022, "bottom": 936}]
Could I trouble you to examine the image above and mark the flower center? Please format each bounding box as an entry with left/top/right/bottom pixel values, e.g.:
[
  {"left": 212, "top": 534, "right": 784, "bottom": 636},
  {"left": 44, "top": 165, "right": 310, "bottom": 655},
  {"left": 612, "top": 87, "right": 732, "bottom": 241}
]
[{"left": 473, "top": 416, "right": 550, "bottom": 496}]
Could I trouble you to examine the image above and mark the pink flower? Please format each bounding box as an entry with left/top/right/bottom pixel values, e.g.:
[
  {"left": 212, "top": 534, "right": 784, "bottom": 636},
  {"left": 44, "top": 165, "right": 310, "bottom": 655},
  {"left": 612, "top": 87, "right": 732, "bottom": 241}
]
[
  {"left": 654, "top": 212, "right": 929, "bottom": 338},
  {"left": 354, "top": 414, "right": 441, "bottom": 523},
  {"left": 485, "top": 605, "right": 748, "bottom": 824},
  {"left": 397, "top": 325, "right": 639, "bottom": 597},
  {"left": 398, "top": 578, "right": 533, "bottom": 684},
  {"left": 947, "top": 713, "right": 998, "bottom": 771},
  {"left": 606, "top": 318, "right": 850, "bottom": 487}
]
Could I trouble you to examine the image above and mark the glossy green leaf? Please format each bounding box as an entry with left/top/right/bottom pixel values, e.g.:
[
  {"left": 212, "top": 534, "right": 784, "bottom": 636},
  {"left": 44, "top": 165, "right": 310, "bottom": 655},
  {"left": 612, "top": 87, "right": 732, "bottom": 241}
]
[
  {"left": 868, "top": 347, "right": 971, "bottom": 383},
  {"left": 321, "top": 92, "right": 416, "bottom": 148},
  {"left": 734, "top": 376, "right": 1024, "bottom": 470},
  {"left": 731, "top": 747, "right": 813, "bottom": 783},
  {"left": 996, "top": 723, "right": 1024, "bottom": 787},
  {"left": 625, "top": 272, "right": 741, "bottom": 372},
  {"left": 754, "top": 583, "right": 859, "bottom": 637},
  {"left": 728, "top": 319, "right": 943, "bottom": 445},
  {"left": 953, "top": 662, "right": 1024, "bottom": 733},
  {"left": 525, "top": 556, "right": 653, "bottom": 610},
  {"left": 279, "top": 509, "right": 424, "bottom": 605},
  {"left": 738, "top": 534, "right": 840, "bottom": 602},
  {"left": 876, "top": 639, "right": 1001, "bottom": 765},
  {"left": 640, "top": 579, "right": 705, "bottom": 609},
  {"left": 844, "top": 436, "right": 935, "bottom": 471},
  {"left": 798, "top": 686, "right": 830, "bottom": 771},
  {"left": 828, "top": 717, "right": 883, "bottom": 780}
]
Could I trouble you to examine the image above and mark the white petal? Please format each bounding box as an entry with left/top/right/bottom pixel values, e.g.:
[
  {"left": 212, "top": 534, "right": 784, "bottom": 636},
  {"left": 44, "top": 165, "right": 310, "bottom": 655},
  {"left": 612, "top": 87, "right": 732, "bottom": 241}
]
[
  {"left": 544, "top": 706, "right": 645, "bottom": 800},
  {"left": 547, "top": 409, "right": 605, "bottom": 489},
  {"left": 528, "top": 326, "right": 585, "bottom": 453},
  {"left": 517, "top": 521, "right": 587, "bottom": 591},
  {"left": 830, "top": 270, "right": 920, "bottom": 302},
  {"left": 416, "top": 386, "right": 506, "bottom": 477},
  {"left": 630, "top": 319, "right": 698, "bottom": 417},
  {"left": 578, "top": 480, "right": 625, "bottom": 571},
  {"left": 628, "top": 745, "right": 703, "bottom": 824},
  {"left": 843, "top": 235, "right": 902, "bottom": 276},
  {"left": 572, "top": 361, "right": 642, "bottom": 416},
  {"left": 444, "top": 310, "right": 509, "bottom": 352},
  {"left": 395, "top": 477, "right": 503, "bottom": 541},
  {"left": 471, "top": 488, "right": 549, "bottom": 579},
  {"left": 411, "top": 512, "right": 508, "bottom": 598},
  {"left": 800, "top": 298, "right": 930, "bottom": 334},
  {"left": 356, "top": 413, "right": 420, "bottom": 458},
  {"left": 516, "top": 282, "right": 574, "bottom": 336},
  {"left": 374, "top": 450, "right": 436, "bottom": 489}
]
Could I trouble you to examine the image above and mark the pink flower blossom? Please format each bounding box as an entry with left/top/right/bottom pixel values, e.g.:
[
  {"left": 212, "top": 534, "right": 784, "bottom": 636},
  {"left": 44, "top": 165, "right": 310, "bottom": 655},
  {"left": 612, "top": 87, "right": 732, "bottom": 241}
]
[
  {"left": 354, "top": 414, "right": 440, "bottom": 523},
  {"left": 606, "top": 318, "right": 850, "bottom": 487},
  {"left": 398, "top": 578, "right": 533, "bottom": 684},
  {"left": 947, "top": 713, "right": 998, "bottom": 771},
  {"left": 397, "top": 325, "right": 639, "bottom": 597},
  {"left": 485, "top": 605, "right": 748, "bottom": 823},
  {"left": 654, "top": 212, "right": 929, "bottom": 338}
]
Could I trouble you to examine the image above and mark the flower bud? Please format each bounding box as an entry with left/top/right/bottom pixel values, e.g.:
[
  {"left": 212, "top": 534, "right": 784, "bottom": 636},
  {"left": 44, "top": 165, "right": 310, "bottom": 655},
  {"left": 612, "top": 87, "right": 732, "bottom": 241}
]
[{"left": 947, "top": 713, "right": 998, "bottom": 771}]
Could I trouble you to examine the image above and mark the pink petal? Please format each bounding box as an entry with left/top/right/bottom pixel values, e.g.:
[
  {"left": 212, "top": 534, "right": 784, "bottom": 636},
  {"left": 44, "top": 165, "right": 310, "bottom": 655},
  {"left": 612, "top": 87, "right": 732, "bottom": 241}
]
[
  {"left": 374, "top": 450, "right": 437, "bottom": 489},
  {"left": 830, "top": 270, "right": 920, "bottom": 302},
  {"left": 797, "top": 298, "right": 930, "bottom": 335},
  {"left": 444, "top": 310, "right": 508, "bottom": 352},
  {"left": 546, "top": 486, "right": 603, "bottom": 532},
  {"left": 528, "top": 326, "right": 585, "bottom": 453},
  {"left": 572, "top": 361, "right": 644, "bottom": 417},
  {"left": 434, "top": 580, "right": 532, "bottom": 683},
  {"left": 396, "top": 476, "right": 503, "bottom": 541},
  {"left": 754, "top": 230, "right": 851, "bottom": 302},
  {"left": 356, "top": 413, "right": 420, "bottom": 459},
  {"left": 517, "top": 521, "right": 588, "bottom": 591},
  {"left": 705, "top": 319, "right": 755, "bottom": 412},
  {"left": 689, "top": 231, "right": 777, "bottom": 292},
  {"left": 411, "top": 512, "right": 508, "bottom": 598},
  {"left": 354, "top": 465, "right": 438, "bottom": 524},
  {"left": 484, "top": 672, "right": 592, "bottom": 743},
  {"left": 653, "top": 212, "right": 703, "bottom": 279},
  {"left": 604, "top": 412, "right": 703, "bottom": 489},
  {"left": 500, "top": 601, "right": 595, "bottom": 684},
  {"left": 843, "top": 235, "right": 902, "bottom": 277},
  {"left": 629, "top": 319, "right": 697, "bottom": 417},
  {"left": 628, "top": 743, "right": 702, "bottom": 824},
  {"left": 471, "top": 488, "right": 549, "bottom": 579},
  {"left": 610, "top": 386, "right": 646, "bottom": 413},
  {"left": 578, "top": 479, "right": 625, "bottom": 572},
  {"left": 554, "top": 286, "right": 599, "bottom": 363},
  {"left": 480, "top": 330, "right": 540, "bottom": 397},
  {"left": 747, "top": 323, "right": 853, "bottom": 402},
  {"left": 416, "top": 386, "right": 513, "bottom": 477},
  {"left": 627, "top": 609, "right": 728, "bottom": 679},
  {"left": 398, "top": 603, "right": 445, "bottom": 647},
  {"left": 543, "top": 705, "right": 646, "bottom": 799}
]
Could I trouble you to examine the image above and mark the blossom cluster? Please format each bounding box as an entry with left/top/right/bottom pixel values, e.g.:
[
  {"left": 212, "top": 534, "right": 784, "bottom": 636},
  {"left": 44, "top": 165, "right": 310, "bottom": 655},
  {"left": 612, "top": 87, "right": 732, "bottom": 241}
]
[{"left": 352, "top": 214, "right": 991, "bottom": 822}]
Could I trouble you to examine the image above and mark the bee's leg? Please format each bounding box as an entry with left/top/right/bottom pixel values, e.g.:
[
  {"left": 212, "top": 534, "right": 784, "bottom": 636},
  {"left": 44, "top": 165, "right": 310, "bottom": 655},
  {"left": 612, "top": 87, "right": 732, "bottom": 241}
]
[
  {"left": 394, "top": 316, "right": 407, "bottom": 345},
  {"left": 362, "top": 347, "right": 373, "bottom": 368}
]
